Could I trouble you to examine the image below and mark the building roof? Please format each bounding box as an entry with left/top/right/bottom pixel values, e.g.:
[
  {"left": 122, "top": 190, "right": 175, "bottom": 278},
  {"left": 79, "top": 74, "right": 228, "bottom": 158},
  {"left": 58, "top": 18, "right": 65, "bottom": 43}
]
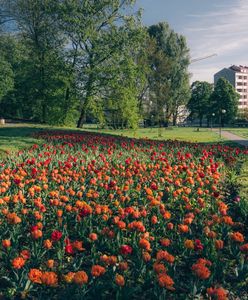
[{"left": 230, "top": 65, "right": 248, "bottom": 72}]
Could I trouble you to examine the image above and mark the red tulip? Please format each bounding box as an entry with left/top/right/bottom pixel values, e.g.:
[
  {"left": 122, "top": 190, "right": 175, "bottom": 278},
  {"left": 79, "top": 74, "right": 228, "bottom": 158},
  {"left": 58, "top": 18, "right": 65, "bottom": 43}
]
[
  {"left": 120, "top": 245, "right": 133, "bottom": 255},
  {"left": 51, "top": 230, "right": 62, "bottom": 242}
]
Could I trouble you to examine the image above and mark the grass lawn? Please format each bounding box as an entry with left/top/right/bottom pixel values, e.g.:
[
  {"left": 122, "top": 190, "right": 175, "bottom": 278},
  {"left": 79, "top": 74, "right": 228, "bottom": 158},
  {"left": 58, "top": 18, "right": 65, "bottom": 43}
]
[
  {"left": 0, "top": 123, "right": 240, "bottom": 156},
  {"left": 225, "top": 128, "right": 248, "bottom": 139},
  {"left": 0, "top": 124, "right": 47, "bottom": 156},
  {"left": 84, "top": 126, "right": 225, "bottom": 143}
]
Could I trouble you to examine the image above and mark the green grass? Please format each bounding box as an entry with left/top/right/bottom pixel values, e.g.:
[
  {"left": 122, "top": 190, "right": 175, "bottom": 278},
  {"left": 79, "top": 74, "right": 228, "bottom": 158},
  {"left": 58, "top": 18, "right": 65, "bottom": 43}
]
[
  {"left": 225, "top": 128, "right": 248, "bottom": 139},
  {"left": 0, "top": 123, "right": 242, "bottom": 156},
  {"left": 0, "top": 124, "right": 47, "bottom": 156},
  {"left": 235, "top": 159, "right": 248, "bottom": 220},
  {"left": 237, "top": 159, "right": 248, "bottom": 199},
  {"left": 84, "top": 126, "right": 224, "bottom": 143}
]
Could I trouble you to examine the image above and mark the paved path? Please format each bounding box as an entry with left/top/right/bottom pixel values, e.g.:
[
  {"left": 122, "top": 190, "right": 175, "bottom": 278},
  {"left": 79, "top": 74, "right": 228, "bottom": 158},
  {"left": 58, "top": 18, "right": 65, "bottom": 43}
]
[{"left": 215, "top": 130, "right": 248, "bottom": 147}]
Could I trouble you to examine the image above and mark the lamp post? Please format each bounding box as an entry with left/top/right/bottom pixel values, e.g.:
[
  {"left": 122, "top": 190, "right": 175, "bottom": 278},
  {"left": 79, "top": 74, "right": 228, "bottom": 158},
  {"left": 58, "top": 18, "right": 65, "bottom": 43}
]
[
  {"left": 219, "top": 109, "right": 226, "bottom": 138},
  {"left": 211, "top": 113, "right": 215, "bottom": 131}
]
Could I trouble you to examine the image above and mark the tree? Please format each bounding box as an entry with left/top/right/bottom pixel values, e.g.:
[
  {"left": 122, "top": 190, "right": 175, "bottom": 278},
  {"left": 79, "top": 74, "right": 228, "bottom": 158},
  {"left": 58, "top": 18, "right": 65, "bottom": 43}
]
[
  {"left": 147, "top": 41, "right": 173, "bottom": 130},
  {"left": 171, "top": 73, "right": 190, "bottom": 126},
  {"left": 56, "top": 0, "right": 139, "bottom": 128},
  {"left": 147, "top": 22, "right": 190, "bottom": 127},
  {"left": 0, "top": 0, "right": 71, "bottom": 124},
  {"left": 0, "top": 0, "right": 145, "bottom": 127},
  {"left": 0, "top": 34, "right": 27, "bottom": 119},
  {"left": 102, "top": 53, "right": 144, "bottom": 129},
  {"left": 1, "top": 3, "right": 192, "bottom": 130},
  {"left": 0, "top": 55, "right": 13, "bottom": 103},
  {"left": 187, "top": 81, "right": 213, "bottom": 127},
  {"left": 237, "top": 108, "right": 248, "bottom": 122},
  {"left": 93, "top": 21, "right": 148, "bottom": 129},
  {"left": 210, "top": 77, "right": 239, "bottom": 125}
]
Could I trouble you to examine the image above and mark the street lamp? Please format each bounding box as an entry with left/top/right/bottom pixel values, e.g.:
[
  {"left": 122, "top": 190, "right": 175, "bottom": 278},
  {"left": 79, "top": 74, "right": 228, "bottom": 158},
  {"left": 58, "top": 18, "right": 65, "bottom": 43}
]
[
  {"left": 211, "top": 113, "right": 215, "bottom": 131},
  {"left": 219, "top": 109, "right": 226, "bottom": 138}
]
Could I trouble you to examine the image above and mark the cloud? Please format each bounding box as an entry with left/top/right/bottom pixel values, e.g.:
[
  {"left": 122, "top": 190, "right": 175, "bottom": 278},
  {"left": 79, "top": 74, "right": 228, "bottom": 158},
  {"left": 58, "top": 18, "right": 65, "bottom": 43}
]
[{"left": 184, "top": 0, "right": 248, "bottom": 82}]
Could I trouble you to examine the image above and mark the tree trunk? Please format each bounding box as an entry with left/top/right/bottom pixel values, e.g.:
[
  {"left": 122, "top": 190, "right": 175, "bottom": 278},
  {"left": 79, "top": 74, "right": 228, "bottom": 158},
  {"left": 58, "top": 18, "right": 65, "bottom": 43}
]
[
  {"left": 207, "top": 117, "right": 210, "bottom": 128},
  {"left": 77, "top": 73, "right": 94, "bottom": 128},
  {"left": 42, "top": 103, "right": 47, "bottom": 123},
  {"left": 165, "top": 106, "right": 170, "bottom": 127},
  {"left": 77, "top": 106, "right": 86, "bottom": 128},
  {"left": 64, "top": 46, "right": 78, "bottom": 117},
  {"left": 64, "top": 87, "right": 70, "bottom": 112},
  {"left": 40, "top": 52, "right": 46, "bottom": 123},
  {"left": 172, "top": 112, "right": 177, "bottom": 126}
]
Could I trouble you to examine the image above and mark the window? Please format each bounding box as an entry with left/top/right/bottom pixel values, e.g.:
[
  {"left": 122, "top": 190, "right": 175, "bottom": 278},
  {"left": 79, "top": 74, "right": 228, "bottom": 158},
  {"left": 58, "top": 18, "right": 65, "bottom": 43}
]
[
  {"left": 244, "top": 76, "right": 247, "bottom": 79},
  {"left": 237, "top": 82, "right": 243, "bottom": 86},
  {"left": 237, "top": 89, "right": 242, "bottom": 92},
  {"left": 238, "top": 76, "right": 243, "bottom": 79},
  {"left": 244, "top": 95, "right": 247, "bottom": 99}
]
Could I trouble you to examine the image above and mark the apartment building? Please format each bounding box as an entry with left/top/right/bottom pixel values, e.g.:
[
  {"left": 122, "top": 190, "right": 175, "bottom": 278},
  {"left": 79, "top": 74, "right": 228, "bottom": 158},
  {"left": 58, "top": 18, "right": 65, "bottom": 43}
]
[{"left": 214, "top": 65, "right": 248, "bottom": 109}]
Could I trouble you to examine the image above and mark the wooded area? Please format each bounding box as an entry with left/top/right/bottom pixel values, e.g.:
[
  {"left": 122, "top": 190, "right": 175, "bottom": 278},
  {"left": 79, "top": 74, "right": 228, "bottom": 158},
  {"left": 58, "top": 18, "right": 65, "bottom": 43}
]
[{"left": 0, "top": 0, "right": 240, "bottom": 128}]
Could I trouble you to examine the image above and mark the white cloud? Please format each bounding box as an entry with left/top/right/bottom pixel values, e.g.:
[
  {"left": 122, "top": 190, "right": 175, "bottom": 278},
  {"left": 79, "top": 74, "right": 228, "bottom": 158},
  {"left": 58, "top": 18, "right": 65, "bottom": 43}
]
[{"left": 184, "top": 0, "right": 248, "bottom": 82}]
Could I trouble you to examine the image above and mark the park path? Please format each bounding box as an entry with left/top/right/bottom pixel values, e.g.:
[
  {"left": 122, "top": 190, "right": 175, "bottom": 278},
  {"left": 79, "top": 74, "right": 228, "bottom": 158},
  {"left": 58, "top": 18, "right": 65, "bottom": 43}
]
[{"left": 217, "top": 130, "right": 248, "bottom": 147}]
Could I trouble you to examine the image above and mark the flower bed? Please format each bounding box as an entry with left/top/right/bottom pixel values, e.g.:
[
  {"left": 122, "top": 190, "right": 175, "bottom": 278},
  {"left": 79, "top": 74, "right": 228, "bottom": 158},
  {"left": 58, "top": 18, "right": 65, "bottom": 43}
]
[{"left": 0, "top": 131, "right": 247, "bottom": 299}]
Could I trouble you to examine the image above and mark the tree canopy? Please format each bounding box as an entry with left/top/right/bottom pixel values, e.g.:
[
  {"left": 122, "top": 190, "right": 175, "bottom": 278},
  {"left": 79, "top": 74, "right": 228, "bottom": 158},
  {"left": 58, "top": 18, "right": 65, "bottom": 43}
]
[
  {"left": 146, "top": 22, "right": 190, "bottom": 127},
  {"left": 187, "top": 81, "right": 213, "bottom": 127},
  {"left": 0, "top": 2, "right": 192, "bottom": 128},
  {"left": 211, "top": 77, "right": 239, "bottom": 125}
]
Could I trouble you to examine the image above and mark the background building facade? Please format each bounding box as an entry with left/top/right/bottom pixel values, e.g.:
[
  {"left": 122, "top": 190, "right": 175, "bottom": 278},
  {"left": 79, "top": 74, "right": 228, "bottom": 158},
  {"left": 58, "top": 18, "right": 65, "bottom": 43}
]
[{"left": 214, "top": 65, "right": 248, "bottom": 109}]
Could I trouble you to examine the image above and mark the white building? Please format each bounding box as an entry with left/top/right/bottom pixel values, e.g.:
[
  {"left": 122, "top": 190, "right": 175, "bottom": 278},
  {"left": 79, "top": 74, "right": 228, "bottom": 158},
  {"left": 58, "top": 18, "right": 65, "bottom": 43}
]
[{"left": 214, "top": 65, "right": 248, "bottom": 109}]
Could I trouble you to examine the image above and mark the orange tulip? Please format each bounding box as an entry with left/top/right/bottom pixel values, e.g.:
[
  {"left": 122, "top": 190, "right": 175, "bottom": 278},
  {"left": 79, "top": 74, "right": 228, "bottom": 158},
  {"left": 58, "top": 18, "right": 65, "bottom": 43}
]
[
  {"left": 2, "top": 239, "right": 11, "bottom": 248},
  {"left": 12, "top": 257, "right": 25, "bottom": 269},
  {"left": 28, "top": 269, "right": 42, "bottom": 284},
  {"left": 41, "top": 272, "right": 58, "bottom": 287},
  {"left": 115, "top": 274, "right": 125, "bottom": 287}
]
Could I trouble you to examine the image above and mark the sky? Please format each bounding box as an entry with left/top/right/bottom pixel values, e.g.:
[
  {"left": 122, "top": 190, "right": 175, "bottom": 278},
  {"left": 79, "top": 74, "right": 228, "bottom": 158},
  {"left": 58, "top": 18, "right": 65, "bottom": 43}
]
[{"left": 134, "top": 0, "right": 248, "bottom": 83}]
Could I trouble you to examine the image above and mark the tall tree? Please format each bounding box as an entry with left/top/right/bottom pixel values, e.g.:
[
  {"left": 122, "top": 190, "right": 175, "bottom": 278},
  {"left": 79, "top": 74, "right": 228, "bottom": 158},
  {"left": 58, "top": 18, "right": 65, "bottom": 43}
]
[
  {"left": 57, "top": 0, "right": 139, "bottom": 128},
  {"left": 187, "top": 81, "right": 213, "bottom": 127},
  {"left": 171, "top": 73, "right": 190, "bottom": 126},
  {"left": 0, "top": 34, "right": 27, "bottom": 119},
  {"left": 0, "top": 0, "right": 68, "bottom": 123},
  {"left": 147, "top": 22, "right": 190, "bottom": 127},
  {"left": 147, "top": 41, "right": 173, "bottom": 129},
  {"left": 0, "top": 55, "right": 13, "bottom": 104},
  {"left": 102, "top": 50, "right": 145, "bottom": 129},
  {"left": 211, "top": 77, "right": 239, "bottom": 125}
]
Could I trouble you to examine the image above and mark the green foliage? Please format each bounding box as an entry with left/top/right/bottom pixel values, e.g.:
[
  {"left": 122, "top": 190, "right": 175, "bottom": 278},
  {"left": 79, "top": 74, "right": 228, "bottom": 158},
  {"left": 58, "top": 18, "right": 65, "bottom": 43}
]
[
  {"left": 0, "top": 35, "right": 16, "bottom": 103},
  {"left": 0, "top": 55, "right": 13, "bottom": 102},
  {"left": 100, "top": 25, "right": 147, "bottom": 129},
  {"left": 0, "top": 1, "right": 76, "bottom": 125},
  {"left": 187, "top": 81, "right": 213, "bottom": 126},
  {"left": 106, "top": 86, "right": 140, "bottom": 129},
  {"left": 0, "top": 2, "right": 191, "bottom": 129},
  {"left": 211, "top": 77, "right": 239, "bottom": 125},
  {"left": 236, "top": 107, "right": 248, "bottom": 122},
  {"left": 56, "top": 0, "right": 142, "bottom": 128},
  {"left": 146, "top": 22, "right": 190, "bottom": 127},
  {"left": 237, "top": 160, "right": 248, "bottom": 204}
]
